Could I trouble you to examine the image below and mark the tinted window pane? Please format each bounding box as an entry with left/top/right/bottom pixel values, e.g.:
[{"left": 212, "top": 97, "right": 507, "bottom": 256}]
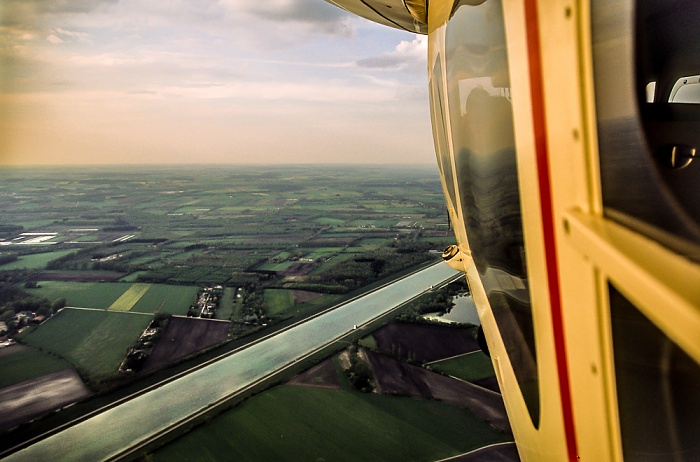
[
  {"left": 609, "top": 284, "right": 700, "bottom": 461},
  {"left": 430, "top": 58, "right": 458, "bottom": 211},
  {"left": 445, "top": 0, "right": 539, "bottom": 426},
  {"left": 591, "top": 0, "right": 700, "bottom": 259}
]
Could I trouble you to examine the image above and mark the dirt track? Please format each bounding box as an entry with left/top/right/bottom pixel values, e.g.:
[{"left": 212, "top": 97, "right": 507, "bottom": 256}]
[{"left": 0, "top": 369, "right": 91, "bottom": 432}]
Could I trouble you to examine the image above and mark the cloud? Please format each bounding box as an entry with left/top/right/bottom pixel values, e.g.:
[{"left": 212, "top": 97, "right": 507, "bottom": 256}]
[
  {"left": 0, "top": 0, "right": 117, "bottom": 28},
  {"left": 357, "top": 35, "right": 426, "bottom": 71},
  {"left": 225, "top": 0, "right": 351, "bottom": 28},
  {"left": 1, "top": 0, "right": 433, "bottom": 165}
]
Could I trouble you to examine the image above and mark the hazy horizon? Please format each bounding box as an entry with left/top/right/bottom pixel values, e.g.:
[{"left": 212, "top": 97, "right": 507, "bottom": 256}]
[{"left": 0, "top": 0, "right": 433, "bottom": 166}]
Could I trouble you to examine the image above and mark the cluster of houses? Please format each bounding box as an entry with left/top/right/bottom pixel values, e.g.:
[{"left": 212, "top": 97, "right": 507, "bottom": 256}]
[
  {"left": 13, "top": 311, "right": 46, "bottom": 328},
  {"left": 187, "top": 286, "right": 223, "bottom": 319}
]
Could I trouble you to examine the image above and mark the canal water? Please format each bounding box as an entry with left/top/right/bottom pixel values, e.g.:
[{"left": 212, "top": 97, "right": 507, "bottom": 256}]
[
  {"left": 422, "top": 293, "right": 480, "bottom": 325},
  {"left": 5, "top": 262, "right": 458, "bottom": 462}
]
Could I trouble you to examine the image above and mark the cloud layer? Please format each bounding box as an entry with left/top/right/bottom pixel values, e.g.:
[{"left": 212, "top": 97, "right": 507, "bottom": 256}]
[{"left": 0, "top": 0, "right": 433, "bottom": 165}]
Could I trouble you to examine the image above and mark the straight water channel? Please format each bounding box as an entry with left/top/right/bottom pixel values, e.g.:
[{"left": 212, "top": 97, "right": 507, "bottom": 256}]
[{"left": 5, "top": 262, "right": 458, "bottom": 462}]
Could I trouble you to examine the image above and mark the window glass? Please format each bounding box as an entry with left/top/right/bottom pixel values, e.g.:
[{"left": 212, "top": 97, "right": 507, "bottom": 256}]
[
  {"left": 591, "top": 0, "right": 700, "bottom": 259},
  {"left": 445, "top": 0, "right": 539, "bottom": 425},
  {"left": 609, "top": 284, "right": 700, "bottom": 461},
  {"left": 430, "top": 58, "right": 458, "bottom": 212},
  {"left": 669, "top": 76, "right": 700, "bottom": 103}
]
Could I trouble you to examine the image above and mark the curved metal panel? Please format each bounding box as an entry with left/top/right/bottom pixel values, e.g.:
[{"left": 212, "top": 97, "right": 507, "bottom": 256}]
[{"left": 325, "top": 0, "right": 428, "bottom": 34}]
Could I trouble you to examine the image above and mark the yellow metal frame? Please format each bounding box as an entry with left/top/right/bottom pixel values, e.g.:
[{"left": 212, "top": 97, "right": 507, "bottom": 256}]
[
  {"left": 428, "top": 1, "right": 700, "bottom": 461},
  {"left": 328, "top": 0, "right": 700, "bottom": 460}
]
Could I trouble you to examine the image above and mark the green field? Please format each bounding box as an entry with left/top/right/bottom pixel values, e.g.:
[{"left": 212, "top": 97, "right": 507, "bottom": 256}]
[
  {"left": 153, "top": 385, "right": 510, "bottom": 462},
  {"left": 119, "top": 271, "right": 148, "bottom": 282},
  {"left": 26, "top": 282, "right": 197, "bottom": 315},
  {"left": 255, "top": 261, "right": 295, "bottom": 272},
  {"left": 429, "top": 351, "right": 496, "bottom": 382},
  {"left": 0, "top": 346, "right": 73, "bottom": 388},
  {"left": 264, "top": 289, "right": 295, "bottom": 316},
  {"left": 217, "top": 287, "right": 236, "bottom": 321},
  {"left": 313, "top": 217, "right": 345, "bottom": 225},
  {"left": 130, "top": 284, "right": 199, "bottom": 315},
  {"left": 107, "top": 283, "right": 151, "bottom": 311},
  {"left": 18, "top": 308, "right": 152, "bottom": 378},
  {"left": 28, "top": 282, "right": 133, "bottom": 309},
  {"left": 0, "top": 250, "right": 76, "bottom": 270}
]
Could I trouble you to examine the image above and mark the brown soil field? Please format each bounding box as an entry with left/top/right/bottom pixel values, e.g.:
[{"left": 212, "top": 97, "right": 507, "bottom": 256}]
[
  {"left": 0, "top": 369, "right": 91, "bottom": 432},
  {"left": 27, "top": 271, "right": 125, "bottom": 282},
  {"left": 372, "top": 323, "right": 480, "bottom": 363},
  {"left": 143, "top": 317, "right": 230, "bottom": 371},
  {"left": 287, "top": 357, "right": 341, "bottom": 390},
  {"left": 365, "top": 349, "right": 511, "bottom": 434},
  {"left": 290, "top": 290, "right": 323, "bottom": 304}
]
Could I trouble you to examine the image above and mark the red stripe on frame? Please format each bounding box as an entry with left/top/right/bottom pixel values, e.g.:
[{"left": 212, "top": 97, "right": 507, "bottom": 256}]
[{"left": 522, "top": 0, "right": 579, "bottom": 460}]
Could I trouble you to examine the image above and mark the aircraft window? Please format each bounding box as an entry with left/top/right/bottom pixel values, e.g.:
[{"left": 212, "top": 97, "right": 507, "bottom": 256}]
[
  {"left": 646, "top": 82, "right": 656, "bottom": 103},
  {"left": 591, "top": 0, "right": 700, "bottom": 260},
  {"left": 669, "top": 76, "right": 700, "bottom": 103},
  {"left": 609, "top": 284, "right": 700, "bottom": 461},
  {"left": 430, "top": 59, "right": 458, "bottom": 211},
  {"left": 445, "top": 0, "right": 539, "bottom": 426}
]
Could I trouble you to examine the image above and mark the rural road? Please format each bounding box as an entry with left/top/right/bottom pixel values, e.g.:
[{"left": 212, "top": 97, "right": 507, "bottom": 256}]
[{"left": 2, "top": 262, "right": 459, "bottom": 462}]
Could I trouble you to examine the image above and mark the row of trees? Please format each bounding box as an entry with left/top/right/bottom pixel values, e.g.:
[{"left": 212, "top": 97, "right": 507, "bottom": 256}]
[{"left": 308, "top": 241, "right": 436, "bottom": 293}]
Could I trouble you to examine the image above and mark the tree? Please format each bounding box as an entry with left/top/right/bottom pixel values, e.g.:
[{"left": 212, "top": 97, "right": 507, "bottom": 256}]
[{"left": 51, "top": 298, "right": 66, "bottom": 313}]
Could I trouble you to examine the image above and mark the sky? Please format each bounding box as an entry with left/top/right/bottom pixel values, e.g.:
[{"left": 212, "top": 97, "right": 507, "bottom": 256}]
[{"left": 0, "top": 0, "right": 434, "bottom": 165}]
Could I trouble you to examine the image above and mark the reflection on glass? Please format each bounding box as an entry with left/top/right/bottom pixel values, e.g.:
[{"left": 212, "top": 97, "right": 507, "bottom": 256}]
[
  {"left": 591, "top": 0, "right": 700, "bottom": 259},
  {"left": 609, "top": 284, "right": 700, "bottom": 461},
  {"left": 445, "top": 0, "right": 539, "bottom": 425},
  {"left": 430, "top": 58, "right": 458, "bottom": 211},
  {"left": 669, "top": 76, "right": 700, "bottom": 104}
]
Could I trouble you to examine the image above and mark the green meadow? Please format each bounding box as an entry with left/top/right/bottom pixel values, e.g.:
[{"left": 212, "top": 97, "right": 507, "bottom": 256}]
[
  {"left": 153, "top": 385, "right": 510, "bottom": 462},
  {"left": 28, "top": 282, "right": 132, "bottom": 309},
  {"left": 0, "top": 250, "right": 76, "bottom": 270},
  {"left": 18, "top": 308, "right": 152, "bottom": 379},
  {"left": 107, "top": 283, "right": 151, "bottom": 311},
  {"left": 130, "top": 284, "right": 198, "bottom": 315},
  {"left": 0, "top": 346, "right": 73, "bottom": 388},
  {"left": 26, "top": 282, "right": 198, "bottom": 315},
  {"left": 264, "top": 289, "right": 295, "bottom": 316},
  {"left": 429, "top": 351, "right": 496, "bottom": 382}
]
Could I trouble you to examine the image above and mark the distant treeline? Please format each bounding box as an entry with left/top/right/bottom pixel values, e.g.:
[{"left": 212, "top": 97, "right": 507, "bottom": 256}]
[
  {"left": 0, "top": 254, "right": 18, "bottom": 266},
  {"left": 0, "top": 224, "right": 24, "bottom": 236},
  {"left": 102, "top": 225, "right": 139, "bottom": 232},
  {"left": 307, "top": 240, "right": 437, "bottom": 293}
]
